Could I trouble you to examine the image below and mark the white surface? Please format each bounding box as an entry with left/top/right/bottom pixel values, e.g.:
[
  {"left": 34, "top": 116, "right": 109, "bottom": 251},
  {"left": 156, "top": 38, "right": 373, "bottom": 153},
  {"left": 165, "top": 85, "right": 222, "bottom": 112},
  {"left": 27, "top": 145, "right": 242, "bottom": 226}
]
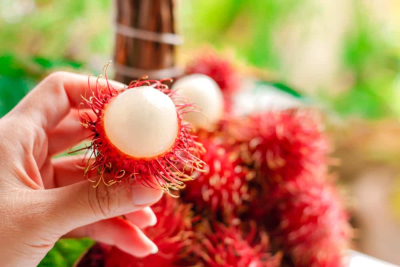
[
  {"left": 349, "top": 250, "right": 398, "bottom": 267},
  {"left": 233, "top": 79, "right": 302, "bottom": 116},
  {"left": 104, "top": 86, "right": 178, "bottom": 158},
  {"left": 173, "top": 74, "right": 224, "bottom": 130}
]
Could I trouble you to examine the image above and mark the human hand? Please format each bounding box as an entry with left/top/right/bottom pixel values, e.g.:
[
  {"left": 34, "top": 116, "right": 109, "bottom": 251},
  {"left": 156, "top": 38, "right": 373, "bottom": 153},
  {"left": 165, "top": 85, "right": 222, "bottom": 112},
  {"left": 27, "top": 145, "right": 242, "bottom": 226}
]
[{"left": 0, "top": 72, "right": 163, "bottom": 267}]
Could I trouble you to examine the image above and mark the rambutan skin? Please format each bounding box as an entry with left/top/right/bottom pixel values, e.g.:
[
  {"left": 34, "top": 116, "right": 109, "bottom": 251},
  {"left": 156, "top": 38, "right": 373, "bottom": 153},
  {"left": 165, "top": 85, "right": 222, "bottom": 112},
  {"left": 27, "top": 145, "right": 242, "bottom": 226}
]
[
  {"left": 231, "top": 109, "right": 330, "bottom": 184},
  {"left": 78, "top": 75, "right": 205, "bottom": 192},
  {"left": 266, "top": 179, "right": 351, "bottom": 267},
  {"left": 182, "top": 132, "right": 252, "bottom": 217},
  {"left": 104, "top": 195, "right": 195, "bottom": 267},
  {"left": 193, "top": 222, "right": 282, "bottom": 267},
  {"left": 185, "top": 51, "right": 240, "bottom": 99}
]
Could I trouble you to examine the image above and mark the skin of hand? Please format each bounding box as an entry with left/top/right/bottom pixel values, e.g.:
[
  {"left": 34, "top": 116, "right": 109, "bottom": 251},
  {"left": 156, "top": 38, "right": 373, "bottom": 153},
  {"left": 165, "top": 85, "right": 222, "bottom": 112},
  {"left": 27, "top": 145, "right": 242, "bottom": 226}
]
[{"left": 0, "top": 72, "right": 164, "bottom": 267}]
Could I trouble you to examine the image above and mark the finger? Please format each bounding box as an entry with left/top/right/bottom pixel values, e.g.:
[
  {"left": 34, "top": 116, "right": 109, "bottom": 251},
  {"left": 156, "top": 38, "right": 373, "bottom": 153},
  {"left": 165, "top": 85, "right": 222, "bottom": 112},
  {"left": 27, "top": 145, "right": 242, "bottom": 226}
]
[
  {"left": 47, "top": 110, "right": 94, "bottom": 156},
  {"left": 45, "top": 155, "right": 87, "bottom": 189},
  {"left": 42, "top": 179, "right": 163, "bottom": 233},
  {"left": 66, "top": 217, "right": 157, "bottom": 257},
  {"left": 124, "top": 207, "right": 157, "bottom": 229},
  {"left": 10, "top": 71, "right": 125, "bottom": 131}
]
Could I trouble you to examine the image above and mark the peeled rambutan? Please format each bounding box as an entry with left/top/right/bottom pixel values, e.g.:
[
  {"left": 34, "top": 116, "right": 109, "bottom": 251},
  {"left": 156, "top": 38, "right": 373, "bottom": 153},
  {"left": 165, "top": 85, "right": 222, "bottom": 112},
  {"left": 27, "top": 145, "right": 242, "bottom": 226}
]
[
  {"left": 267, "top": 179, "right": 351, "bottom": 267},
  {"left": 104, "top": 195, "right": 195, "bottom": 267},
  {"left": 230, "top": 109, "right": 330, "bottom": 184},
  {"left": 182, "top": 133, "right": 252, "bottom": 217},
  {"left": 172, "top": 74, "right": 224, "bottom": 131},
  {"left": 185, "top": 51, "right": 240, "bottom": 98},
  {"left": 194, "top": 222, "right": 282, "bottom": 267},
  {"left": 77, "top": 70, "right": 205, "bottom": 192}
]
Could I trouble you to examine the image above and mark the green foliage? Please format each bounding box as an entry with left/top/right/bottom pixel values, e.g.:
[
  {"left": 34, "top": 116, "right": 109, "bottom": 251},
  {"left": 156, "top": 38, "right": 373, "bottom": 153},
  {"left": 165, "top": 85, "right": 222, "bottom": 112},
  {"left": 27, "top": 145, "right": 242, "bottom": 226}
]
[
  {"left": 0, "top": 54, "right": 83, "bottom": 118},
  {"left": 0, "top": 0, "right": 112, "bottom": 61},
  {"left": 38, "top": 238, "right": 94, "bottom": 267},
  {"left": 181, "top": 0, "right": 302, "bottom": 70},
  {"left": 332, "top": 0, "right": 399, "bottom": 119}
]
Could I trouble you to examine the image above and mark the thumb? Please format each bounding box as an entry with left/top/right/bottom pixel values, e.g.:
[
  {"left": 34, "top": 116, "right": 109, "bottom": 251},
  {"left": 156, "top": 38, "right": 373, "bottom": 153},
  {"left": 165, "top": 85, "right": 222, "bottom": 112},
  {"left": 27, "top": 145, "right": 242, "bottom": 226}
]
[{"left": 43, "top": 180, "right": 163, "bottom": 233}]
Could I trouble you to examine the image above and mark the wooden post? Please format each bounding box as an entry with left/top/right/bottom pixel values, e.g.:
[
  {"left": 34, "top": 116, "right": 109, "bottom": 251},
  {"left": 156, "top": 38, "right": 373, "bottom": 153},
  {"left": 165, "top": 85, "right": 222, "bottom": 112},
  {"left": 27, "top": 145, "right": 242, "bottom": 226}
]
[{"left": 114, "top": 0, "right": 182, "bottom": 84}]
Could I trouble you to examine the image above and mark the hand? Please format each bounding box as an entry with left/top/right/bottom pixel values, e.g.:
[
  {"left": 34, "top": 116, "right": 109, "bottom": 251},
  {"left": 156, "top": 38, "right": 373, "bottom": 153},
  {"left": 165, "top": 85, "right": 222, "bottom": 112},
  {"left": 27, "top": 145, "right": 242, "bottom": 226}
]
[{"left": 0, "top": 72, "right": 163, "bottom": 267}]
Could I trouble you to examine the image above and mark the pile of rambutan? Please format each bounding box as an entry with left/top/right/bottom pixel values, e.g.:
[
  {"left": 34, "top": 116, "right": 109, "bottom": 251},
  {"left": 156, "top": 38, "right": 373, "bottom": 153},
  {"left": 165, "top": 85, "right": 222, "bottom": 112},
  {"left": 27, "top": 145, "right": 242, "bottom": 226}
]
[{"left": 76, "top": 55, "right": 351, "bottom": 267}]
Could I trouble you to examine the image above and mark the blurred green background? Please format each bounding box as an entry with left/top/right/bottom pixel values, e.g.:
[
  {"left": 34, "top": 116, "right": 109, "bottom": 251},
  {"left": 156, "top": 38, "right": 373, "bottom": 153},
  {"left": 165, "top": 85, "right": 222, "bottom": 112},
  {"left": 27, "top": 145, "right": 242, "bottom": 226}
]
[
  {"left": 1, "top": 0, "right": 400, "bottom": 119},
  {"left": 1, "top": 0, "right": 400, "bottom": 265}
]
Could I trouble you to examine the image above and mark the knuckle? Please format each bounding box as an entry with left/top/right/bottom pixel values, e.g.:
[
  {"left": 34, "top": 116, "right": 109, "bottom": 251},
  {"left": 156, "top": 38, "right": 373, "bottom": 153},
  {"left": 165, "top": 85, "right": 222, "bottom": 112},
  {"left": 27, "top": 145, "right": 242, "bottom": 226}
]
[
  {"left": 88, "top": 184, "right": 118, "bottom": 219},
  {"left": 46, "top": 71, "right": 68, "bottom": 83}
]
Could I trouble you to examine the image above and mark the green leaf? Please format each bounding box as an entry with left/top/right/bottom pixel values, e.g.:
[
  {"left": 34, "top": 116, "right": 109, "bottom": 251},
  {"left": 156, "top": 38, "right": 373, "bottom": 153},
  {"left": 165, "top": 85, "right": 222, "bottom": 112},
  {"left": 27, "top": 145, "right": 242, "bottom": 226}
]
[
  {"left": 0, "top": 76, "right": 35, "bottom": 117},
  {"left": 38, "top": 238, "right": 94, "bottom": 267}
]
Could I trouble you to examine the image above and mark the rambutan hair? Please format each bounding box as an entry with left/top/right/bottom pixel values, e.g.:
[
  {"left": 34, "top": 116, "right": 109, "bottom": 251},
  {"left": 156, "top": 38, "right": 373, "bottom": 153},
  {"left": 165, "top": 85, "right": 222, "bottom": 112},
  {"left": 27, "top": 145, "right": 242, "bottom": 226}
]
[
  {"left": 182, "top": 132, "right": 252, "bottom": 217},
  {"left": 230, "top": 109, "right": 330, "bottom": 184},
  {"left": 266, "top": 179, "right": 351, "bottom": 267},
  {"left": 193, "top": 221, "right": 282, "bottom": 267},
  {"left": 185, "top": 51, "right": 240, "bottom": 99},
  {"left": 76, "top": 67, "right": 205, "bottom": 193}
]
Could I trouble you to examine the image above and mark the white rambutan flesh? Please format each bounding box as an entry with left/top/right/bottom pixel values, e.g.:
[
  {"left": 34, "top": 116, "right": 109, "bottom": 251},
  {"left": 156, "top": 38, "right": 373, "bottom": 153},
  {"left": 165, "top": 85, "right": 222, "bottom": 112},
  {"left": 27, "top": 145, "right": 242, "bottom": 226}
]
[
  {"left": 172, "top": 74, "right": 224, "bottom": 130},
  {"left": 103, "top": 86, "right": 178, "bottom": 159}
]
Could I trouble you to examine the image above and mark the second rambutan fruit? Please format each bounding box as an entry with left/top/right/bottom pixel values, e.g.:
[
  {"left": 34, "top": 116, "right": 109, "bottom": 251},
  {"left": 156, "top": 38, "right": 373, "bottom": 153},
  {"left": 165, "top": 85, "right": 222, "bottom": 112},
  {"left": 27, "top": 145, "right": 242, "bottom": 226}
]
[
  {"left": 230, "top": 109, "right": 330, "bottom": 184},
  {"left": 182, "top": 133, "right": 252, "bottom": 217},
  {"left": 266, "top": 179, "right": 351, "bottom": 267},
  {"left": 185, "top": 51, "right": 240, "bottom": 98},
  {"left": 193, "top": 222, "right": 282, "bottom": 267}
]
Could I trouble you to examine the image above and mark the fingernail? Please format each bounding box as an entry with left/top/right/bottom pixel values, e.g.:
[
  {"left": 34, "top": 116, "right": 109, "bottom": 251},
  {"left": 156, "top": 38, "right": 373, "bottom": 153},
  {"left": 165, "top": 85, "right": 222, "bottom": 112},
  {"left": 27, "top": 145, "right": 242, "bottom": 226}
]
[
  {"left": 131, "top": 186, "right": 163, "bottom": 206},
  {"left": 148, "top": 212, "right": 157, "bottom": 227},
  {"left": 150, "top": 243, "right": 158, "bottom": 254}
]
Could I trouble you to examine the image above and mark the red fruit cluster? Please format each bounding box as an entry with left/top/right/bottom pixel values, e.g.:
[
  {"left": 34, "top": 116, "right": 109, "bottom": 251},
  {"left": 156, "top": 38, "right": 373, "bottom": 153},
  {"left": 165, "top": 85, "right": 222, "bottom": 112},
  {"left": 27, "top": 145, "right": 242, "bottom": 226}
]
[
  {"left": 185, "top": 51, "right": 240, "bottom": 98},
  {"left": 77, "top": 104, "right": 351, "bottom": 267},
  {"left": 231, "top": 110, "right": 330, "bottom": 184},
  {"left": 182, "top": 134, "right": 251, "bottom": 217},
  {"left": 194, "top": 222, "right": 282, "bottom": 267}
]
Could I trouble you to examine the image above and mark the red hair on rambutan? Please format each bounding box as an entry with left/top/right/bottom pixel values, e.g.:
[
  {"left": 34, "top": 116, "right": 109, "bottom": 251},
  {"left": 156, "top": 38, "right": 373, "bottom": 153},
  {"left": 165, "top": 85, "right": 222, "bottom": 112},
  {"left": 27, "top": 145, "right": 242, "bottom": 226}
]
[
  {"left": 230, "top": 109, "right": 330, "bottom": 184},
  {"left": 266, "top": 179, "right": 351, "bottom": 267},
  {"left": 182, "top": 132, "right": 252, "bottom": 217},
  {"left": 75, "top": 65, "right": 205, "bottom": 193},
  {"left": 193, "top": 221, "right": 282, "bottom": 267},
  {"left": 185, "top": 51, "right": 240, "bottom": 99}
]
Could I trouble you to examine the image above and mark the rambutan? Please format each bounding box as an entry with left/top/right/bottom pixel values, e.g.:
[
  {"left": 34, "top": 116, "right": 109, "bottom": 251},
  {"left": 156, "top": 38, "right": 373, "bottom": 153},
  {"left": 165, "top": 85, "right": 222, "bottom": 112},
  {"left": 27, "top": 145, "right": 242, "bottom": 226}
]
[
  {"left": 267, "top": 179, "right": 351, "bottom": 267},
  {"left": 194, "top": 222, "right": 282, "bottom": 267},
  {"left": 230, "top": 110, "right": 330, "bottom": 184},
  {"left": 182, "top": 133, "right": 252, "bottom": 217},
  {"left": 77, "top": 68, "right": 205, "bottom": 192},
  {"left": 185, "top": 51, "right": 240, "bottom": 98},
  {"left": 78, "top": 196, "right": 195, "bottom": 267},
  {"left": 172, "top": 74, "right": 224, "bottom": 131}
]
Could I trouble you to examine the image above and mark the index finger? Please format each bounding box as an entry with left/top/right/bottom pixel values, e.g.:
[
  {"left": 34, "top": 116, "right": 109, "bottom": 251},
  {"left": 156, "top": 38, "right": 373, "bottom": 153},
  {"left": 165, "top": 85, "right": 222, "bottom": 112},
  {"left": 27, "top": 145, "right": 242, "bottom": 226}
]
[{"left": 10, "top": 71, "right": 125, "bottom": 131}]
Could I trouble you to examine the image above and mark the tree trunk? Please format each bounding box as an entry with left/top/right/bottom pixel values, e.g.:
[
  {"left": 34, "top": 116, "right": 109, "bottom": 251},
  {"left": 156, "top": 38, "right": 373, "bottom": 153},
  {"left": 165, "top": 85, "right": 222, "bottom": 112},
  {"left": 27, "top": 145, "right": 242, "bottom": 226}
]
[{"left": 114, "top": 0, "right": 181, "bottom": 84}]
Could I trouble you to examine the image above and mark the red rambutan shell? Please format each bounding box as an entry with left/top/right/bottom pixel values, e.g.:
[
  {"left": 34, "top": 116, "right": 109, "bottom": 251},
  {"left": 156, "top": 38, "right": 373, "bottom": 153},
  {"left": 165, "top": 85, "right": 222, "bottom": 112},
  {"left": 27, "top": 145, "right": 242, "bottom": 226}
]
[
  {"left": 182, "top": 132, "right": 252, "bottom": 216},
  {"left": 268, "top": 179, "right": 351, "bottom": 267},
  {"left": 185, "top": 51, "right": 240, "bottom": 102},
  {"left": 104, "top": 195, "right": 195, "bottom": 267},
  {"left": 194, "top": 222, "right": 282, "bottom": 267},
  {"left": 78, "top": 73, "right": 205, "bottom": 192},
  {"left": 231, "top": 109, "right": 330, "bottom": 184}
]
